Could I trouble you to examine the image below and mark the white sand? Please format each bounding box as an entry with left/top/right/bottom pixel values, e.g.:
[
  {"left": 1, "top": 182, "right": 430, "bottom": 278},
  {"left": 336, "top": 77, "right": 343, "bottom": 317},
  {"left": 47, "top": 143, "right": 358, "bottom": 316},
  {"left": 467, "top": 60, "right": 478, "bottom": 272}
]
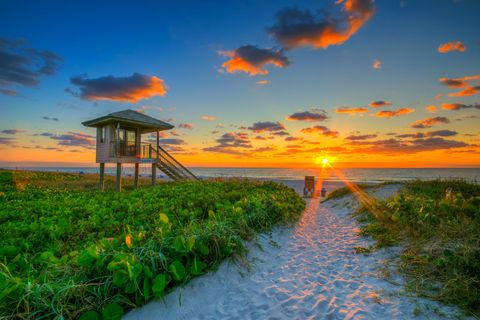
[{"left": 124, "top": 183, "right": 464, "bottom": 320}]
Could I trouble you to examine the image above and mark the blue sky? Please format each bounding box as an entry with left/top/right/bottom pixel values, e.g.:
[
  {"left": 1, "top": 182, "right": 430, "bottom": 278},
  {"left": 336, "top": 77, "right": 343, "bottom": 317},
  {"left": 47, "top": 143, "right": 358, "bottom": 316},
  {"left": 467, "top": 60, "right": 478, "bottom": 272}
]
[{"left": 1, "top": 0, "right": 479, "bottom": 167}]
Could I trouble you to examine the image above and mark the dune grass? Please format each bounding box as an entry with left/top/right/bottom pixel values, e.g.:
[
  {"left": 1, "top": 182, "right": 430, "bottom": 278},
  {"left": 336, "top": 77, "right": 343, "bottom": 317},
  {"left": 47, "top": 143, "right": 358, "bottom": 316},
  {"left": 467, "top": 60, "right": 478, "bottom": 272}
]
[
  {"left": 354, "top": 179, "right": 480, "bottom": 316},
  {"left": 0, "top": 170, "right": 305, "bottom": 319}
]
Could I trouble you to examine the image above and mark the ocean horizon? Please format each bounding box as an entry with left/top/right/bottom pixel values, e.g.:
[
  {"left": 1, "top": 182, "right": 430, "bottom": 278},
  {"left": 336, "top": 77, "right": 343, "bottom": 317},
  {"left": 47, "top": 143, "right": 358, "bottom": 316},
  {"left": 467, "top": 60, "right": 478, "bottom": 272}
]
[{"left": 2, "top": 166, "right": 479, "bottom": 183}]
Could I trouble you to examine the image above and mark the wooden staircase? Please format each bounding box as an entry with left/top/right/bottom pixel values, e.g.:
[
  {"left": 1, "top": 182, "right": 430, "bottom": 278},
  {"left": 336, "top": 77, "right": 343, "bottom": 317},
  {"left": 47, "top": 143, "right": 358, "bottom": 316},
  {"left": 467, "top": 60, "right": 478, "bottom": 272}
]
[{"left": 151, "top": 145, "right": 198, "bottom": 181}]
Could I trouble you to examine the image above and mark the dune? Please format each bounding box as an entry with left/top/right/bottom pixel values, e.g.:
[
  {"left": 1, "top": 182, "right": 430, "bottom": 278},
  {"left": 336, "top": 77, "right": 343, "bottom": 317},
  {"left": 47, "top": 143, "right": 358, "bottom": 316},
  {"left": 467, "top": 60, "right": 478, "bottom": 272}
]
[{"left": 124, "top": 183, "right": 465, "bottom": 319}]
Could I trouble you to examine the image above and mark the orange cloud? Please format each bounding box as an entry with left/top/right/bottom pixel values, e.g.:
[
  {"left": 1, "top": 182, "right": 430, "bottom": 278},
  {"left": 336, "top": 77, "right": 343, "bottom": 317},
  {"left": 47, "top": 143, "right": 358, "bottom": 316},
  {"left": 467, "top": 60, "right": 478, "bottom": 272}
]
[
  {"left": 425, "top": 105, "right": 437, "bottom": 113},
  {"left": 441, "top": 103, "right": 480, "bottom": 111},
  {"left": 372, "top": 108, "right": 414, "bottom": 118},
  {"left": 269, "top": 0, "right": 374, "bottom": 49},
  {"left": 201, "top": 115, "right": 217, "bottom": 121},
  {"left": 68, "top": 73, "right": 167, "bottom": 102},
  {"left": 300, "top": 125, "right": 339, "bottom": 137},
  {"left": 373, "top": 59, "right": 381, "bottom": 69},
  {"left": 369, "top": 100, "right": 391, "bottom": 107},
  {"left": 438, "top": 41, "right": 466, "bottom": 53},
  {"left": 220, "top": 45, "right": 289, "bottom": 76},
  {"left": 439, "top": 75, "right": 480, "bottom": 97},
  {"left": 411, "top": 116, "right": 450, "bottom": 129},
  {"left": 336, "top": 107, "right": 369, "bottom": 115},
  {"left": 256, "top": 80, "right": 269, "bottom": 85}
]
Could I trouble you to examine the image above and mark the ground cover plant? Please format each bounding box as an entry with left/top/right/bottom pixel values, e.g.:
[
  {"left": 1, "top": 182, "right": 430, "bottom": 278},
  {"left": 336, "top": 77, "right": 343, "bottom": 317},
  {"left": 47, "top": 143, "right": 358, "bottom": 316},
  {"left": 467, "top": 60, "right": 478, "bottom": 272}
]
[
  {"left": 0, "top": 170, "right": 305, "bottom": 319},
  {"left": 353, "top": 179, "right": 480, "bottom": 316}
]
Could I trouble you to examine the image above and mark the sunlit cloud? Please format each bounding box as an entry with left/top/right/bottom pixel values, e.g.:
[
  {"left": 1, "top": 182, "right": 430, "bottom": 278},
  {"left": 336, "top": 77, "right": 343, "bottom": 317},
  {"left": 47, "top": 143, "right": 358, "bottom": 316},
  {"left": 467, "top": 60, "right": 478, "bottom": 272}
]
[
  {"left": 438, "top": 41, "right": 466, "bottom": 53},
  {"left": 425, "top": 105, "right": 437, "bottom": 113},
  {"left": 439, "top": 75, "right": 480, "bottom": 97},
  {"left": 256, "top": 80, "right": 269, "bottom": 85},
  {"left": 300, "top": 125, "right": 339, "bottom": 137},
  {"left": 441, "top": 103, "right": 480, "bottom": 111},
  {"left": 373, "top": 59, "right": 381, "bottom": 69},
  {"left": 0, "top": 137, "right": 15, "bottom": 145},
  {"left": 67, "top": 73, "right": 167, "bottom": 102},
  {"left": 411, "top": 116, "right": 450, "bottom": 128},
  {"left": 158, "top": 138, "right": 186, "bottom": 145},
  {"left": 269, "top": 0, "right": 375, "bottom": 49},
  {"left": 286, "top": 110, "right": 328, "bottom": 121},
  {"left": 336, "top": 106, "right": 369, "bottom": 115},
  {"left": 369, "top": 100, "right": 391, "bottom": 108},
  {"left": 203, "top": 132, "right": 252, "bottom": 154},
  {"left": 219, "top": 45, "right": 290, "bottom": 76},
  {"left": 372, "top": 108, "right": 414, "bottom": 118},
  {"left": 201, "top": 115, "right": 217, "bottom": 121}
]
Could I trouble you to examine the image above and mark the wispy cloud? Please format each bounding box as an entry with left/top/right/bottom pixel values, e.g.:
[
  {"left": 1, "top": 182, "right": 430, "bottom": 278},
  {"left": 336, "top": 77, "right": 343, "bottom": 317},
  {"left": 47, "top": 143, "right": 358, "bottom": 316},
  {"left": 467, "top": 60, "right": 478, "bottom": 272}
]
[
  {"left": 220, "top": 45, "right": 290, "bottom": 76},
  {"left": 438, "top": 41, "right": 466, "bottom": 53},
  {"left": 201, "top": 115, "right": 217, "bottom": 121},
  {"left": 268, "top": 0, "right": 375, "bottom": 49},
  {"left": 373, "top": 59, "right": 381, "bottom": 69},
  {"left": 42, "top": 116, "right": 59, "bottom": 121},
  {"left": 1, "top": 129, "right": 24, "bottom": 135},
  {"left": 411, "top": 116, "right": 450, "bottom": 128},
  {"left": 67, "top": 73, "right": 167, "bottom": 102},
  {"left": 178, "top": 123, "right": 193, "bottom": 129},
  {"left": 345, "top": 134, "right": 377, "bottom": 140},
  {"left": 396, "top": 130, "right": 457, "bottom": 138},
  {"left": 256, "top": 80, "right": 269, "bottom": 85},
  {"left": 50, "top": 132, "right": 95, "bottom": 148},
  {"left": 0, "top": 137, "right": 15, "bottom": 145},
  {"left": 425, "top": 105, "right": 437, "bottom": 113},
  {"left": 347, "top": 137, "right": 469, "bottom": 154},
  {"left": 203, "top": 132, "right": 252, "bottom": 154},
  {"left": 439, "top": 75, "right": 480, "bottom": 97},
  {"left": 336, "top": 106, "right": 369, "bottom": 115}
]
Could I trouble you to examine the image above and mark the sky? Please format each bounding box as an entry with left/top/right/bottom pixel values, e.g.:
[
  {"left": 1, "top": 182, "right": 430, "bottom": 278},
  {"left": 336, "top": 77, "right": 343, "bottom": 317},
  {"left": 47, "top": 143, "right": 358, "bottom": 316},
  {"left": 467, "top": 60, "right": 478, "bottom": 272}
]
[{"left": 0, "top": 0, "right": 479, "bottom": 168}]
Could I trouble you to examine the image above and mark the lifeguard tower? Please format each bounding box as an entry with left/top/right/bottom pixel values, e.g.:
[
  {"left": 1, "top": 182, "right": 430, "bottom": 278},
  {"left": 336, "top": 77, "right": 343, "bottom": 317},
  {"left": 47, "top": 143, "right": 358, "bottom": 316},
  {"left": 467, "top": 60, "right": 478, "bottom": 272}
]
[{"left": 82, "top": 109, "right": 197, "bottom": 191}]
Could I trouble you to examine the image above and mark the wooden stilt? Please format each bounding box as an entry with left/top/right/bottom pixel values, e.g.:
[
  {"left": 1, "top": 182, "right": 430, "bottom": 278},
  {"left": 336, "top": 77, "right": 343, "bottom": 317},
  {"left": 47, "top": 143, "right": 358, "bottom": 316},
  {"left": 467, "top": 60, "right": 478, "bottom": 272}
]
[
  {"left": 152, "top": 163, "right": 157, "bottom": 186},
  {"left": 99, "top": 163, "right": 105, "bottom": 192},
  {"left": 134, "top": 163, "right": 139, "bottom": 189},
  {"left": 116, "top": 163, "right": 122, "bottom": 192}
]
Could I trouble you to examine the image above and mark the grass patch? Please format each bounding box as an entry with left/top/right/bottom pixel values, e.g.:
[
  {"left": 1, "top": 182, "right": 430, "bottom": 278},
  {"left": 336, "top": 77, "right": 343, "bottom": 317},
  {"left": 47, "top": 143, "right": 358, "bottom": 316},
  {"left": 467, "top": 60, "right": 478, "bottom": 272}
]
[
  {"left": 354, "top": 179, "right": 480, "bottom": 316},
  {"left": 0, "top": 170, "right": 305, "bottom": 319}
]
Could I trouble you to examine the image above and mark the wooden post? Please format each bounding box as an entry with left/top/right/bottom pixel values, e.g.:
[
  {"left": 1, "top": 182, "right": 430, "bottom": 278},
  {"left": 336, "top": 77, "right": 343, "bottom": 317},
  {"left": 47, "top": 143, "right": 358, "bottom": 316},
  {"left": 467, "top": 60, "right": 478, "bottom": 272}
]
[
  {"left": 134, "top": 163, "right": 139, "bottom": 189},
  {"left": 156, "top": 131, "right": 160, "bottom": 161},
  {"left": 116, "top": 163, "right": 122, "bottom": 192},
  {"left": 152, "top": 163, "right": 157, "bottom": 186},
  {"left": 99, "top": 163, "right": 105, "bottom": 192}
]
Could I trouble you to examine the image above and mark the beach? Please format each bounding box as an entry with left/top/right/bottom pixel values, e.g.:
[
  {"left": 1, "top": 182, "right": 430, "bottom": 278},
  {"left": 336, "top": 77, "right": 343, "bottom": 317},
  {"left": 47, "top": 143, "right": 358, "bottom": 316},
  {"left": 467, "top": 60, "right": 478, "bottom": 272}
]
[{"left": 124, "top": 183, "right": 464, "bottom": 320}]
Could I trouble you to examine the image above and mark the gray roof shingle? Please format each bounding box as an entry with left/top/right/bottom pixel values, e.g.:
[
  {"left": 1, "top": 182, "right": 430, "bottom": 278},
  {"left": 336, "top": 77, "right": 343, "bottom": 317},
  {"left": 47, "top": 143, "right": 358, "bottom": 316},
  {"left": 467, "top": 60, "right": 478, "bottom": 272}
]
[{"left": 82, "top": 109, "right": 174, "bottom": 132}]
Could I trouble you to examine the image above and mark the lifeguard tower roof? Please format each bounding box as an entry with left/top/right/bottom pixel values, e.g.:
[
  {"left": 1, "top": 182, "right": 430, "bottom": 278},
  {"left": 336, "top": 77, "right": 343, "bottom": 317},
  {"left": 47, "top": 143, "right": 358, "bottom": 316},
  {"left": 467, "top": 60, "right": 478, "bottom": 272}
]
[{"left": 82, "top": 109, "right": 174, "bottom": 133}]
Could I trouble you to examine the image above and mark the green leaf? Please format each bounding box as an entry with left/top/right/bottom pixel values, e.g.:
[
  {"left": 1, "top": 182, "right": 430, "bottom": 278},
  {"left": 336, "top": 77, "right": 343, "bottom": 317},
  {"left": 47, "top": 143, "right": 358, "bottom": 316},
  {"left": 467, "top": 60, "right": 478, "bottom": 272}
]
[
  {"left": 190, "top": 256, "right": 206, "bottom": 276},
  {"left": 128, "top": 263, "right": 143, "bottom": 280},
  {"left": 197, "top": 243, "right": 209, "bottom": 256},
  {"left": 152, "top": 273, "right": 166, "bottom": 296},
  {"left": 112, "top": 270, "right": 128, "bottom": 287},
  {"left": 79, "top": 310, "right": 100, "bottom": 320},
  {"left": 159, "top": 213, "right": 169, "bottom": 224},
  {"left": 169, "top": 260, "right": 186, "bottom": 281},
  {"left": 143, "top": 265, "right": 153, "bottom": 278},
  {"left": 143, "top": 278, "right": 151, "bottom": 301},
  {"left": 186, "top": 236, "right": 195, "bottom": 252},
  {"left": 77, "top": 249, "right": 97, "bottom": 267},
  {"left": 102, "top": 303, "right": 124, "bottom": 320},
  {"left": 173, "top": 236, "right": 184, "bottom": 252}
]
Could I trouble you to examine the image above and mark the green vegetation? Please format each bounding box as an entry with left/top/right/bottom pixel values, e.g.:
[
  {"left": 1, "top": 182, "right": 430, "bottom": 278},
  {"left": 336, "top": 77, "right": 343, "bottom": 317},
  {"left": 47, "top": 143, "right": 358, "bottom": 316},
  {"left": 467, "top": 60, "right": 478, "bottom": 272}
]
[
  {"left": 322, "top": 181, "right": 397, "bottom": 202},
  {"left": 0, "top": 170, "right": 305, "bottom": 319},
  {"left": 355, "top": 179, "right": 480, "bottom": 316}
]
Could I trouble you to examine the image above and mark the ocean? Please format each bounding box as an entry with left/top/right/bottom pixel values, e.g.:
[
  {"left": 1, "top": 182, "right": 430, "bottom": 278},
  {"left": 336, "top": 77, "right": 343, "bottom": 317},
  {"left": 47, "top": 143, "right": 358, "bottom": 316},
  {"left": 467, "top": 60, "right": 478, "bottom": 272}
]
[{"left": 3, "top": 166, "right": 479, "bottom": 183}]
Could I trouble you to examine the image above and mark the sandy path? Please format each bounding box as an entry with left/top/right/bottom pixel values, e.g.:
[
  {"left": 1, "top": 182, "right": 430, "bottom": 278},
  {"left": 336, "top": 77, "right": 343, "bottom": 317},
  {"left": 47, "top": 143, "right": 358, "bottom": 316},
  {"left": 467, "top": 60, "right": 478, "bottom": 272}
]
[{"left": 125, "top": 184, "right": 462, "bottom": 319}]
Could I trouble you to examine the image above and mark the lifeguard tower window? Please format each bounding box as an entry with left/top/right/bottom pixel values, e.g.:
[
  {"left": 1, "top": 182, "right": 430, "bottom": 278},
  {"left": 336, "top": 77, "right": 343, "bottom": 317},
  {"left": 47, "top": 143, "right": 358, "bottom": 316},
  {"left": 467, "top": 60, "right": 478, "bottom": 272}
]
[{"left": 118, "top": 127, "right": 137, "bottom": 156}]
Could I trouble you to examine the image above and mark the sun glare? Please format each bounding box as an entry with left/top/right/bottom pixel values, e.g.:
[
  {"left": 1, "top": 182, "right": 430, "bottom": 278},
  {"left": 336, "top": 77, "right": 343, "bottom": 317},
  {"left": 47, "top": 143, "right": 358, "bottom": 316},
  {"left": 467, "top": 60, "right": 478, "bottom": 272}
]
[{"left": 315, "top": 156, "right": 332, "bottom": 166}]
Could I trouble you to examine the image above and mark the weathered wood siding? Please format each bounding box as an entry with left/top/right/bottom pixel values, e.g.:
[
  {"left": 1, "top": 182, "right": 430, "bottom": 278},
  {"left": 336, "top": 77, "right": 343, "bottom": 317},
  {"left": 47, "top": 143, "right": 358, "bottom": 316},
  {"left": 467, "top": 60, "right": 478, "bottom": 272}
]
[{"left": 96, "top": 124, "right": 111, "bottom": 163}]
